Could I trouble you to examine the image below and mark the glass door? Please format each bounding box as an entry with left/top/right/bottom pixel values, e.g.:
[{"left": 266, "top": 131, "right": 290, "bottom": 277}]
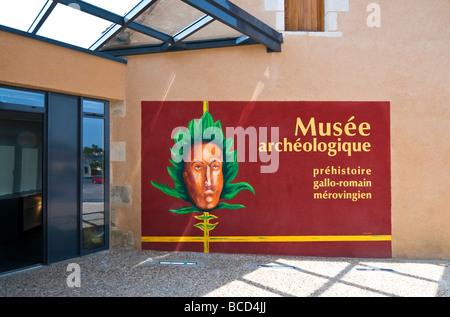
[
  {"left": 0, "top": 86, "right": 110, "bottom": 270},
  {"left": 0, "top": 110, "right": 44, "bottom": 274}
]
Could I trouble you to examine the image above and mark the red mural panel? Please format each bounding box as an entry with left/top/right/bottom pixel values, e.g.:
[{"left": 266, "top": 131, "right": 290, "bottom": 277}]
[{"left": 141, "top": 101, "right": 391, "bottom": 258}]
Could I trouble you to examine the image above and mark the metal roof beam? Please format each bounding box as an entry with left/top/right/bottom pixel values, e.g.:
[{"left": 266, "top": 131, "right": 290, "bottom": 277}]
[
  {"left": 28, "top": 0, "right": 282, "bottom": 56},
  {"left": 100, "top": 45, "right": 163, "bottom": 56},
  {"left": 29, "top": 0, "right": 59, "bottom": 34},
  {"left": 181, "top": 0, "right": 283, "bottom": 52},
  {"left": 127, "top": 22, "right": 173, "bottom": 43},
  {"left": 186, "top": 37, "right": 258, "bottom": 50},
  {"left": 208, "top": 0, "right": 283, "bottom": 43},
  {"left": 100, "top": 37, "right": 259, "bottom": 57},
  {"left": 173, "top": 15, "right": 214, "bottom": 43},
  {"left": 56, "top": 0, "right": 173, "bottom": 49},
  {"left": 161, "top": 15, "right": 214, "bottom": 51},
  {"left": 90, "top": 0, "right": 173, "bottom": 51},
  {"left": 57, "top": 0, "right": 124, "bottom": 24}
]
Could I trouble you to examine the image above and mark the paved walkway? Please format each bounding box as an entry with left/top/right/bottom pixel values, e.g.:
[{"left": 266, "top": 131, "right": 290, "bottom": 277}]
[{"left": 0, "top": 249, "right": 448, "bottom": 297}]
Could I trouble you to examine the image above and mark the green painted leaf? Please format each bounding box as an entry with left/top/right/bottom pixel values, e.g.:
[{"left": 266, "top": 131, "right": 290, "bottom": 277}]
[
  {"left": 173, "top": 129, "right": 188, "bottom": 143},
  {"left": 167, "top": 165, "right": 179, "bottom": 182},
  {"left": 223, "top": 161, "right": 239, "bottom": 184},
  {"left": 215, "top": 202, "right": 246, "bottom": 210},
  {"left": 220, "top": 182, "right": 255, "bottom": 200},
  {"left": 225, "top": 137, "right": 234, "bottom": 154},
  {"left": 169, "top": 205, "right": 202, "bottom": 214},
  {"left": 194, "top": 119, "right": 202, "bottom": 140},
  {"left": 202, "top": 111, "right": 214, "bottom": 130},
  {"left": 169, "top": 159, "right": 177, "bottom": 167},
  {"left": 169, "top": 146, "right": 180, "bottom": 158},
  {"left": 214, "top": 119, "right": 222, "bottom": 130},
  {"left": 151, "top": 180, "right": 189, "bottom": 202}
]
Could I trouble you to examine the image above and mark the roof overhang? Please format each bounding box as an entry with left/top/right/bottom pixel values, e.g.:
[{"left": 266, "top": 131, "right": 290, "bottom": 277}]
[{"left": 0, "top": 0, "right": 283, "bottom": 59}]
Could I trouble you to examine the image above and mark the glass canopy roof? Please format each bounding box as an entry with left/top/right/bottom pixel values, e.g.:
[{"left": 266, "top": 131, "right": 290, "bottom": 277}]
[{"left": 0, "top": 0, "right": 283, "bottom": 59}]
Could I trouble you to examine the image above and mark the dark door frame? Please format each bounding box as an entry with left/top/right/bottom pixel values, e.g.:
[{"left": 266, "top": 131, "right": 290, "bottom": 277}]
[{"left": 0, "top": 84, "right": 110, "bottom": 270}]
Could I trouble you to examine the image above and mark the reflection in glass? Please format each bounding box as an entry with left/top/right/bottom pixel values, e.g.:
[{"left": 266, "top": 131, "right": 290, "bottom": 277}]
[
  {"left": 0, "top": 118, "right": 43, "bottom": 196},
  {"left": 137, "top": 0, "right": 204, "bottom": 36},
  {"left": 184, "top": 20, "right": 244, "bottom": 42},
  {"left": 83, "top": 100, "right": 105, "bottom": 115},
  {"left": 82, "top": 117, "right": 105, "bottom": 250},
  {"left": 0, "top": 113, "right": 43, "bottom": 273},
  {"left": 0, "top": 87, "right": 45, "bottom": 108},
  {"left": 99, "top": 0, "right": 208, "bottom": 51},
  {"left": 100, "top": 27, "right": 164, "bottom": 50}
]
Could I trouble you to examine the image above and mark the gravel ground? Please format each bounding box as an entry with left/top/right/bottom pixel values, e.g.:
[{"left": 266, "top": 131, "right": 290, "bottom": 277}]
[{"left": 0, "top": 249, "right": 448, "bottom": 297}]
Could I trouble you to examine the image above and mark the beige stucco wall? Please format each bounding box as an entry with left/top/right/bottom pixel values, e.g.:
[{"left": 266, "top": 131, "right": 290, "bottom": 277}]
[
  {"left": 114, "top": 0, "right": 449, "bottom": 259},
  {"left": 0, "top": 30, "right": 126, "bottom": 100}
]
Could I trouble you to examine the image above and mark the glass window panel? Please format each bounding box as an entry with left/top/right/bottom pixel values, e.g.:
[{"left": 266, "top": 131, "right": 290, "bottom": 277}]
[
  {"left": 0, "top": 118, "right": 43, "bottom": 196},
  {"left": 21, "top": 148, "right": 39, "bottom": 192},
  {"left": 83, "top": 100, "right": 105, "bottom": 115},
  {"left": 0, "top": 87, "right": 45, "bottom": 108},
  {"left": 184, "top": 20, "right": 244, "bottom": 42},
  {"left": 82, "top": 116, "right": 105, "bottom": 250},
  {"left": 137, "top": 0, "right": 204, "bottom": 36},
  {"left": 0, "top": 114, "right": 43, "bottom": 273},
  {"left": 100, "top": 27, "right": 163, "bottom": 50},
  {"left": 0, "top": 0, "right": 48, "bottom": 32},
  {"left": 37, "top": 3, "right": 115, "bottom": 49},
  {"left": 0, "top": 145, "right": 15, "bottom": 195},
  {"left": 82, "top": 0, "right": 142, "bottom": 16}
]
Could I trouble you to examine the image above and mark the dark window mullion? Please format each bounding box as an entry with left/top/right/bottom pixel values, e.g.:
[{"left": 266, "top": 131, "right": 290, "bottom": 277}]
[
  {"left": 29, "top": 0, "right": 59, "bottom": 34},
  {"left": 78, "top": 97, "right": 83, "bottom": 255}
]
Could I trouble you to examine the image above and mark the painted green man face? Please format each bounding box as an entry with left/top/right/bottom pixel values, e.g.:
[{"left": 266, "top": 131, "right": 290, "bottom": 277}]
[{"left": 183, "top": 142, "right": 224, "bottom": 210}]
